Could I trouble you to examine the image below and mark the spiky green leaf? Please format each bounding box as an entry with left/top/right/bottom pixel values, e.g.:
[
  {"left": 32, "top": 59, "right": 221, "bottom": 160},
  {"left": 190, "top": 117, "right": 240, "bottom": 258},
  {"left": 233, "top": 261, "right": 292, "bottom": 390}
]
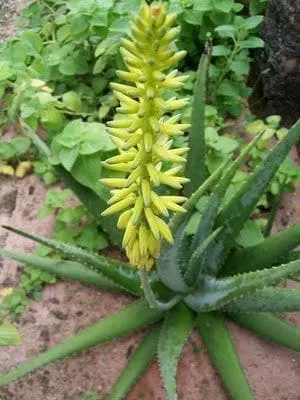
[
  {"left": 197, "top": 312, "right": 254, "bottom": 400},
  {"left": 158, "top": 303, "right": 194, "bottom": 400},
  {"left": 169, "top": 159, "right": 229, "bottom": 234},
  {"left": 228, "top": 313, "right": 300, "bottom": 351},
  {"left": 223, "top": 287, "right": 300, "bottom": 312},
  {"left": 139, "top": 270, "right": 181, "bottom": 311},
  {"left": 159, "top": 161, "right": 231, "bottom": 293},
  {"left": 175, "top": 160, "right": 230, "bottom": 272},
  {"left": 2, "top": 226, "right": 141, "bottom": 295},
  {"left": 184, "top": 227, "right": 222, "bottom": 285},
  {"left": 0, "top": 324, "right": 21, "bottom": 346},
  {"left": 0, "top": 300, "right": 163, "bottom": 386},
  {"left": 157, "top": 218, "right": 190, "bottom": 293},
  {"left": 222, "top": 224, "right": 300, "bottom": 276},
  {"left": 185, "top": 259, "right": 300, "bottom": 312},
  {"left": 188, "top": 131, "right": 263, "bottom": 278},
  {"left": 264, "top": 177, "right": 287, "bottom": 237},
  {"left": 202, "top": 120, "right": 300, "bottom": 276},
  {"left": 185, "top": 45, "right": 210, "bottom": 195},
  {"left": 107, "top": 323, "right": 162, "bottom": 400},
  {"left": 0, "top": 249, "right": 122, "bottom": 292}
]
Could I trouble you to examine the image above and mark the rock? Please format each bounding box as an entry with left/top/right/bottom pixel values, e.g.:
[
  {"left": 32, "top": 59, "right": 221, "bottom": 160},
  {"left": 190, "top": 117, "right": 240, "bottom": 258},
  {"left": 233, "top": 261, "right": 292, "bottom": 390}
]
[{"left": 261, "top": 0, "right": 300, "bottom": 125}]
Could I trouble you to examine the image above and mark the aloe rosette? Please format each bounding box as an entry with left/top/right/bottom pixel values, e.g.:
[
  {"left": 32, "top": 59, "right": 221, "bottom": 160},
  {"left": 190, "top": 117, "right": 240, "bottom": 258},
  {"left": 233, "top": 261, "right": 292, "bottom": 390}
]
[{"left": 1, "top": 2, "right": 300, "bottom": 400}]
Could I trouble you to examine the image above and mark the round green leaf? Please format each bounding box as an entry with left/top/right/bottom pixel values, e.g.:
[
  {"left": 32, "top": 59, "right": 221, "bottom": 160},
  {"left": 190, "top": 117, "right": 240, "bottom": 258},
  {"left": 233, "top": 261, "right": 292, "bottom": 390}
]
[{"left": 62, "top": 91, "right": 82, "bottom": 112}]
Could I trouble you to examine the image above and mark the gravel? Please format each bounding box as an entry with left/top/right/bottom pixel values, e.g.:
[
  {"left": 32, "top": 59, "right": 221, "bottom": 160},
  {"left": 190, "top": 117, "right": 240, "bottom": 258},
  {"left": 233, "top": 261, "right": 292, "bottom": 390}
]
[{"left": 0, "top": 0, "right": 28, "bottom": 39}]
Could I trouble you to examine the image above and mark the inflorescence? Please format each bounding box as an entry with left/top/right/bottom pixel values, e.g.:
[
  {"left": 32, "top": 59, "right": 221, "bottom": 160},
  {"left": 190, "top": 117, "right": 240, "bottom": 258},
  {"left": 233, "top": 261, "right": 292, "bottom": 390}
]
[{"left": 101, "top": 1, "right": 190, "bottom": 269}]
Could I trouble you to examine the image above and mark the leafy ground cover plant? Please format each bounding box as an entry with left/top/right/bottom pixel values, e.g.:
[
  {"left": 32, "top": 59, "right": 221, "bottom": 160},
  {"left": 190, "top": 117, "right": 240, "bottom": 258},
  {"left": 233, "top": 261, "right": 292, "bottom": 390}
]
[
  {"left": 0, "top": 0, "right": 297, "bottom": 235},
  {"left": 0, "top": 2, "right": 300, "bottom": 399},
  {"left": 0, "top": 289, "right": 21, "bottom": 346}
]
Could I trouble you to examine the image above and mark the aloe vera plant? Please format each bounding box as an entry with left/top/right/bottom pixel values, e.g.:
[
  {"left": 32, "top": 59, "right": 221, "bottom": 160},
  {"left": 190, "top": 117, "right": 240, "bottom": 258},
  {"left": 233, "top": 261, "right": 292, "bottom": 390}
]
[{"left": 1, "top": 2, "right": 300, "bottom": 399}]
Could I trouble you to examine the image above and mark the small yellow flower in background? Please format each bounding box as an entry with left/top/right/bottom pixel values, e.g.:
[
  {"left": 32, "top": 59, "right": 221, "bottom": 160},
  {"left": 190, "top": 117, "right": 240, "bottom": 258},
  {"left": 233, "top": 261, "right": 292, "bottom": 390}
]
[
  {"left": 0, "top": 161, "right": 32, "bottom": 178},
  {"left": 15, "top": 161, "right": 32, "bottom": 178},
  {"left": 0, "top": 163, "right": 14, "bottom": 176},
  {"left": 101, "top": 1, "right": 190, "bottom": 270}
]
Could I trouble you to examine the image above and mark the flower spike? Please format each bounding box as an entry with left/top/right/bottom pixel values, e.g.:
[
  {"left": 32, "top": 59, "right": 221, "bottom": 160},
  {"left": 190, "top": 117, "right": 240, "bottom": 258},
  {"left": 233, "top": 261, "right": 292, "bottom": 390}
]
[{"left": 101, "top": 1, "right": 190, "bottom": 270}]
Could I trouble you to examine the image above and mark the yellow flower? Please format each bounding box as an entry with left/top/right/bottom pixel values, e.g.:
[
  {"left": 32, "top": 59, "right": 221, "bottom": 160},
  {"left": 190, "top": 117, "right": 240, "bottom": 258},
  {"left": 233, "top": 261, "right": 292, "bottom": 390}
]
[{"left": 101, "top": 1, "right": 190, "bottom": 270}]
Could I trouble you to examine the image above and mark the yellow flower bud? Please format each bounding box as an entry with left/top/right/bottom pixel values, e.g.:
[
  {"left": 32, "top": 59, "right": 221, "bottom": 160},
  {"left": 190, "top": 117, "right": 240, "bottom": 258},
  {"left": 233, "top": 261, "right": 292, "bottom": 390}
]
[
  {"left": 155, "top": 216, "right": 174, "bottom": 244},
  {"left": 123, "top": 218, "right": 137, "bottom": 247},
  {"left": 110, "top": 83, "right": 141, "bottom": 98},
  {"left": 108, "top": 185, "right": 137, "bottom": 205},
  {"left": 146, "top": 164, "right": 160, "bottom": 186},
  {"left": 132, "top": 197, "right": 144, "bottom": 224},
  {"left": 101, "top": 162, "right": 132, "bottom": 172},
  {"left": 141, "top": 179, "right": 151, "bottom": 206},
  {"left": 15, "top": 161, "right": 32, "bottom": 178},
  {"left": 100, "top": 178, "right": 127, "bottom": 188},
  {"left": 1, "top": 165, "right": 14, "bottom": 176},
  {"left": 118, "top": 209, "right": 133, "bottom": 229},
  {"left": 107, "top": 119, "right": 133, "bottom": 129},
  {"left": 31, "top": 79, "right": 46, "bottom": 88},
  {"left": 150, "top": 191, "right": 169, "bottom": 217},
  {"left": 145, "top": 207, "right": 160, "bottom": 240},
  {"left": 101, "top": 195, "right": 136, "bottom": 216},
  {"left": 139, "top": 224, "right": 149, "bottom": 257}
]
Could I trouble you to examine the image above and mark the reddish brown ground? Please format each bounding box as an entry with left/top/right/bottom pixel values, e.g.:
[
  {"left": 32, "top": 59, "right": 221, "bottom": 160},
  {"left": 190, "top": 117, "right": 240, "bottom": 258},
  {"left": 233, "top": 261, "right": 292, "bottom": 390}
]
[{"left": 0, "top": 172, "right": 299, "bottom": 400}]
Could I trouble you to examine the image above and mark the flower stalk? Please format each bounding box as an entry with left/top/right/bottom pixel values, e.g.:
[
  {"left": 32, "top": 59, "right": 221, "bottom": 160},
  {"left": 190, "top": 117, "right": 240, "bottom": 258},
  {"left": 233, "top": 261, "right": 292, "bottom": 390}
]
[{"left": 101, "top": 1, "right": 190, "bottom": 269}]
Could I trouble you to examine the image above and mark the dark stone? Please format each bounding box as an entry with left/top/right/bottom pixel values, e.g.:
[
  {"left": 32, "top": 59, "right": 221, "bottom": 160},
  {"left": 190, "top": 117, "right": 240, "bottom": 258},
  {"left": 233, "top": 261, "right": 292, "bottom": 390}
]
[
  {"left": 39, "top": 327, "right": 50, "bottom": 344},
  {"left": 1, "top": 277, "right": 14, "bottom": 286},
  {"left": 51, "top": 309, "right": 68, "bottom": 320},
  {"left": 126, "top": 344, "right": 135, "bottom": 359},
  {"left": 48, "top": 297, "right": 60, "bottom": 305},
  {"left": 259, "top": 0, "right": 300, "bottom": 125},
  {"left": 0, "top": 187, "right": 17, "bottom": 215}
]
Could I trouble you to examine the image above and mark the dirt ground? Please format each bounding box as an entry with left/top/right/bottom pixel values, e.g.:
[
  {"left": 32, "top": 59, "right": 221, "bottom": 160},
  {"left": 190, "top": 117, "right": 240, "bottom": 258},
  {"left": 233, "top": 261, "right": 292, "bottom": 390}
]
[{"left": 0, "top": 0, "right": 27, "bottom": 39}]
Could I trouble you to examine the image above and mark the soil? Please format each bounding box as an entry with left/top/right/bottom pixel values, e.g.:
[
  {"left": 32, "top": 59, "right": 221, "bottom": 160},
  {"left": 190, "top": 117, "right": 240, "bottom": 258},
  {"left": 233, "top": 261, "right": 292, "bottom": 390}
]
[
  {"left": 0, "top": 0, "right": 27, "bottom": 39},
  {"left": 0, "top": 1, "right": 300, "bottom": 399}
]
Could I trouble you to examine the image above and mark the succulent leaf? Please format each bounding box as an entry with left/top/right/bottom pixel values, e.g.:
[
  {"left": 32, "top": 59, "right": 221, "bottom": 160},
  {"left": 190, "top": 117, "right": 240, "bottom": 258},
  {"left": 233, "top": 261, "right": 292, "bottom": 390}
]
[
  {"left": 229, "top": 313, "right": 300, "bottom": 351},
  {"left": 0, "top": 300, "right": 163, "bottom": 386},
  {"left": 168, "top": 158, "right": 230, "bottom": 234},
  {"left": 185, "top": 259, "right": 300, "bottom": 312},
  {"left": 0, "top": 249, "right": 123, "bottom": 292},
  {"left": 185, "top": 44, "right": 210, "bottom": 195},
  {"left": 185, "top": 131, "right": 264, "bottom": 283},
  {"left": 200, "top": 119, "right": 300, "bottom": 276},
  {"left": 184, "top": 227, "right": 223, "bottom": 285},
  {"left": 263, "top": 177, "right": 287, "bottom": 237},
  {"left": 197, "top": 312, "right": 254, "bottom": 400},
  {"left": 158, "top": 303, "right": 194, "bottom": 400},
  {"left": 222, "top": 224, "right": 300, "bottom": 276},
  {"left": 107, "top": 323, "right": 162, "bottom": 400},
  {"left": 223, "top": 287, "right": 300, "bottom": 313},
  {"left": 287, "top": 251, "right": 300, "bottom": 264},
  {"left": 156, "top": 217, "right": 190, "bottom": 293},
  {"left": 139, "top": 269, "right": 181, "bottom": 311},
  {"left": 157, "top": 160, "right": 231, "bottom": 292},
  {"left": 2, "top": 225, "right": 141, "bottom": 295}
]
